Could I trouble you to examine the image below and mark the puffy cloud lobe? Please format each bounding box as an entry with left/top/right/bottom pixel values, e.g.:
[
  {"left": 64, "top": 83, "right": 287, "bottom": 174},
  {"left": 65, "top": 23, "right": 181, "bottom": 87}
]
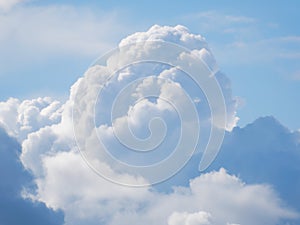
[
  {"left": 33, "top": 151, "right": 149, "bottom": 224},
  {"left": 30, "top": 155, "right": 298, "bottom": 225},
  {"left": 0, "top": 126, "right": 64, "bottom": 225},
  {"left": 0, "top": 98, "right": 19, "bottom": 136},
  {"left": 0, "top": 97, "right": 62, "bottom": 141},
  {"left": 119, "top": 25, "right": 208, "bottom": 50}
]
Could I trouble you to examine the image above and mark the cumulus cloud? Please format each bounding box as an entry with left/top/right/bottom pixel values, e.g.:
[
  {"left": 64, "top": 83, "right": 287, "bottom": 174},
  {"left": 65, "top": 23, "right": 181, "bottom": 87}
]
[
  {"left": 0, "top": 97, "right": 62, "bottom": 141},
  {"left": 168, "top": 211, "right": 212, "bottom": 225},
  {"left": 14, "top": 24, "right": 238, "bottom": 184},
  {"left": 28, "top": 157, "right": 299, "bottom": 225},
  {"left": 0, "top": 25, "right": 297, "bottom": 225}
]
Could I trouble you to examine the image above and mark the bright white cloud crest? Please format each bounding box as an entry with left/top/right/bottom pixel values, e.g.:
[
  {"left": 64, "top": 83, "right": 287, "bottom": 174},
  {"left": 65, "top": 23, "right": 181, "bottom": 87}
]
[
  {"left": 168, "top": 211, "right": 212, "bottom": 225},
  {"left": 71, "top": 25, "right": 240, "bottom": 186},
  {"left": 0, "top": 97, "right": 62, "bottom": 141},
  {"left": 0, "top": 25, "right": 297, "bottom": 225}
]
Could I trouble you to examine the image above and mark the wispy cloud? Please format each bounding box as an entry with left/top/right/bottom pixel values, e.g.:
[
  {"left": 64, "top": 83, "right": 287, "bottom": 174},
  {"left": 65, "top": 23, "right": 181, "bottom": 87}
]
[
  {"left": 184, "top": 11, "right": 256, "bottom": 24},
  {"left": 0, "top": 0, "right": 27, "bottom": 11},
  {"left": 0, "top": 4, "right": 130, "bottom": 61},
  {"left": 291, "top": 70, "right": 300, "bottom": 80},
  {"left": 182, "top": 11, "right": 257, "bottom": 34},
  {"left": 182, "top": 11, "right": 300, "bottom": 68},
  {"left": 214, "top": 35, "right": 300, "bottom": 66}
]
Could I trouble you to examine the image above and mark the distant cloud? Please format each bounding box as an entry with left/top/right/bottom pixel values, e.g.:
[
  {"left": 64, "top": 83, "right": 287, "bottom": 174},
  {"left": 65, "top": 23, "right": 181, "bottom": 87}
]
[
  {"left": 0, "top": 126, "right": 64, "bottom": 225},
  {"left": 184, "top": 11, "right": 256, "bottom": 25},
  {"left": 209, "top": 116, "right": 300, "bottom": 215},
  {"left": 0, "top": 0, "right": 26, "bottom": 11}
]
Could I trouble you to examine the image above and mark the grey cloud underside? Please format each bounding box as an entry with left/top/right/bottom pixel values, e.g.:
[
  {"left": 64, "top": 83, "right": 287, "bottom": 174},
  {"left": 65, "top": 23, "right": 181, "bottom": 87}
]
[
  {"left": 157, "top": 116, "right": 300, "bottom": 224},
  {"left": 212, "top": 116, "right": 300, "bottom": 210},
  {"left": 0, "top": 126, "right": 64, "bottom": 225}
]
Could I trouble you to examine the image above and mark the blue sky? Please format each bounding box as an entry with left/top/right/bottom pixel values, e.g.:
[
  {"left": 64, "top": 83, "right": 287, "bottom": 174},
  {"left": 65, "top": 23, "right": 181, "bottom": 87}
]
[
  {"left": 1, "top": 1, "right": 300, "bottom": 225},
  {"left": 0, "top": 0, "right": 300, "bottom": 129}
]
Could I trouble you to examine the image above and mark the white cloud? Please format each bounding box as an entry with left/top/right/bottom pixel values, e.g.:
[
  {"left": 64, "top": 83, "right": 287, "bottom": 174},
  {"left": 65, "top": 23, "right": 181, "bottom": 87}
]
[
  {"left": 0, "top": 98, "right": 19, "bottom": 136},
  {"left": 168, "top": 211, "right": 212, "bottom": 225},
  {"left": 29, "top": 159, "right": 299, "bottom": 225},
  {"left": 0, "top": 97, "right": 62, "bottom": 141},
  {"left": 119, "top": 24, "right": 208, "bottom": 50},
  {"left": 72, "top": 24, "right": 238, "bottom": 182},
  {"left": 1, "top": 25, "right": 297, "bottom": 225}
]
